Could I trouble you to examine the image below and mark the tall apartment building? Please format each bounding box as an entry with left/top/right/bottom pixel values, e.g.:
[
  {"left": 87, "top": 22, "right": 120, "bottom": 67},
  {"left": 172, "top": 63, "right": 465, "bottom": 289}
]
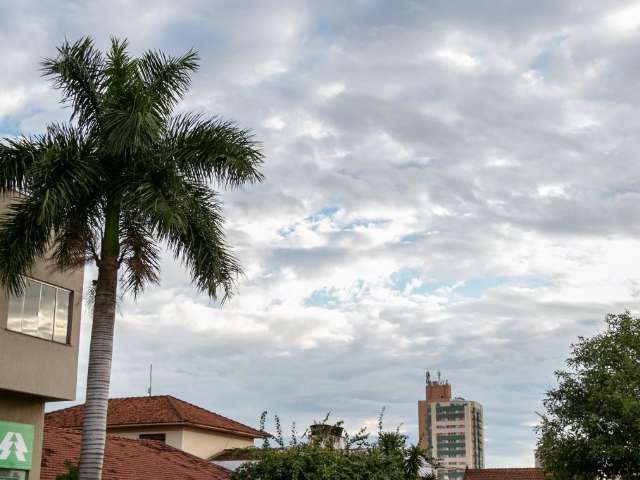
[
  {"left": 418, "top": 373, "right": 484, "bottom": 480},
  {"left": 0, "top": 195, "right": 84, "bottom": 480}
]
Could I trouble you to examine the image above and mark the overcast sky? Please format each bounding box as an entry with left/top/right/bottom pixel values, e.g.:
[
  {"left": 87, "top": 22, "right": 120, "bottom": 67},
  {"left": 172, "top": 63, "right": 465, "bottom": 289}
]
[{"left": 4, "top": 0, "right": 640, "bottom": 467}]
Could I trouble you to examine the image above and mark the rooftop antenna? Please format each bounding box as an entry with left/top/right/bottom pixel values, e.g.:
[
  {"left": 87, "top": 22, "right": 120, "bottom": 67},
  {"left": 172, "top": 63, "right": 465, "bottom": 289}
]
[
  {"left": 437, "top": 371, "right": 441, "bottom": 383},
  {"left": 426, "top": 371, "right": 431, "bottom": 384},
  {"left": 147, "top": 364, "right": 153, "bottom": 396}
]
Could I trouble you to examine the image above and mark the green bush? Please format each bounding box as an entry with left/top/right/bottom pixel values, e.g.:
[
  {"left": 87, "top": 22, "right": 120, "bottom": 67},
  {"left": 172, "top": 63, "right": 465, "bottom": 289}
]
[
  {"left": 55, "top": 462, "right": 79, "bottom": 480},
  {"left": 231, "top": 412, "right": 436, "bottom": 480}
]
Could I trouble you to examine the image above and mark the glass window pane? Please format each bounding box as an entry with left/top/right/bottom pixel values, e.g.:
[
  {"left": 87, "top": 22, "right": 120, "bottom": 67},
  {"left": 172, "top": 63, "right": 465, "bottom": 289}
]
[
  {"left": 6, "top": 289, "right": 24, "bottom": 333},
  {"left": 38, "top": 284, "right": 56, "bottom": 340},
  {"left": 21, "top": 280, "right": 41, "bottom": 336},
  {"left": 53, "top": 289, "right": 70, "bottom": 344}
]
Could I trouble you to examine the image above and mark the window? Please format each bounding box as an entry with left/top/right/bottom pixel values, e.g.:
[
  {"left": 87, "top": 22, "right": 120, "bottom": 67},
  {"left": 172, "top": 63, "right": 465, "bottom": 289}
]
[
  {"left": 0, "top": 469, "right": 27, "bottom": 479},
  {"left": 7, "top": 277, "right": 71, "bottom": 344},
  {"left": 139, "top": 433, "right": 166, "bottom": 443}
]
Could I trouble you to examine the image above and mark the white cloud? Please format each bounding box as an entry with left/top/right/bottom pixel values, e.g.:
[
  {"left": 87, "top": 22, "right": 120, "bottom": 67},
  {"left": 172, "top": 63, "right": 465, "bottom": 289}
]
[
  {"left": 0, "top": 88, "right": 26, "bottom": 117},
  {"left": 318, "top": 82, "right": 346, "bottom": 99},
  {"left": 435, "top": 48, "right": 479, "bottom": 70},
  {"left": 605, "top": 3, "right": 640, "bottom": 34}
]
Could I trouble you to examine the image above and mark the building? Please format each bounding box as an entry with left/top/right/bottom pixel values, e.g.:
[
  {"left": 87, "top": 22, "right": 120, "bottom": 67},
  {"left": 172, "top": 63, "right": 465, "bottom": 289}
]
[
  {"left": 41, "top": 426, "right": 231, "bottom": 480},
  {"left": 418, "top": 372, "right": 484, "bottom": 480},
  {"left": 0, "top": 196, "right": 85, "bottom": 480},
  {"left": 45, "top": 395, "right": 266, "bottom": 460},
  {"left": 463, "top": 468, "right": 544, "bottom": 480}
]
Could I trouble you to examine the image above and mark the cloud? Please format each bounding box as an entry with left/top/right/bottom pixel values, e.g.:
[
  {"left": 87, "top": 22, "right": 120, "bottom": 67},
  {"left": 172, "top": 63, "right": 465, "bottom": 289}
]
[{"left": 6, "top": 0, "right": 640, "bottom": 468}]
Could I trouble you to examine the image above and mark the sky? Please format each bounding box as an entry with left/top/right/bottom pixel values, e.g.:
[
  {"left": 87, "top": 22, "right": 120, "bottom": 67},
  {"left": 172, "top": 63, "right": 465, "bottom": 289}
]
[{"left": 3, "top": 0, "right": 640, "bottom": 468}]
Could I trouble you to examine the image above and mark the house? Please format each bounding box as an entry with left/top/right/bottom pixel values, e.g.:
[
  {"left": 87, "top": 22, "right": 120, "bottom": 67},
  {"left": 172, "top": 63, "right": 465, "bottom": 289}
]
[
  {"left": 41, "top": 426, "right": 231, "bottom": 480},
  {"left": 0, "top": 195, "right": 85, "bottom": 480},
  {"left": 45, "top": 395, "right": 266, "bottom": 460},
  {"left": 463, "top": 468, "right": 544, "bottom": 480}
]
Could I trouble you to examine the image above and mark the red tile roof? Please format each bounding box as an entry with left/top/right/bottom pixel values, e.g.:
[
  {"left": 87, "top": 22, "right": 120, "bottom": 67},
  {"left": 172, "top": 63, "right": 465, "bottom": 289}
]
[
  {"left": 41, "top": 426, "right": 231, "bottom": 480},
  {"left": 45, "top": 395, "right": 265, "bottom": 438},
  {"left": 464, "top": 468, "right": 545, "bottom": 480}
]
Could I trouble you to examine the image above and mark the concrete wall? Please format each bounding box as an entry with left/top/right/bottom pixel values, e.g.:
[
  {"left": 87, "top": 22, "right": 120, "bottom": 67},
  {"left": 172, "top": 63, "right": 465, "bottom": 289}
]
[
  {"left": 105, "top": 425, "right": 255, "bottom": 459},
  {"left": 107, "top": 426, "right": 184, "bottom": 451},
  {"left": 418, "top": 400, "right": 427, "bottom": 451},
  {"left": 180, "top": 427, "right": 254, "bottom": 459},
  {"left": 0, "top": 195, "right": 84, "bottom": 401},
  {"left": 0, "top": 390, "right": 45, "bottom": 480}
]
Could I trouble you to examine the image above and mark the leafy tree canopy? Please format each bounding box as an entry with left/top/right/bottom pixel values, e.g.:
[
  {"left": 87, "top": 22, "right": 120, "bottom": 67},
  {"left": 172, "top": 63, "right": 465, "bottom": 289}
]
[{"left": 537, "top": 312, "right": 640, "bottom": 480}]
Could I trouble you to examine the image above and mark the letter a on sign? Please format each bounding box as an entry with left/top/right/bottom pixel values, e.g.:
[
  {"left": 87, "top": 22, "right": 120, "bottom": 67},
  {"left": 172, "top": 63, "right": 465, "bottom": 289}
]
[{"left": 0, "top": 421, "right": 33, "bottom": 470}]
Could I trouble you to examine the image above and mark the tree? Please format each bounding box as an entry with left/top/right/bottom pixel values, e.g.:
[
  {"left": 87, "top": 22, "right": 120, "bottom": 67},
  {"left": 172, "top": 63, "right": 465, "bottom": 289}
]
[
  {"left": 536, "top": 312, "right": 640, "bottom": 479},
  {"left": 0, "top": 37, "right": 263, "bottom": 479},
  {"left": 56, "top": 462, "right": 79, "bottom": 480},
  {"left": 230, "top": 413, "right": 437, "bottom": 480}
]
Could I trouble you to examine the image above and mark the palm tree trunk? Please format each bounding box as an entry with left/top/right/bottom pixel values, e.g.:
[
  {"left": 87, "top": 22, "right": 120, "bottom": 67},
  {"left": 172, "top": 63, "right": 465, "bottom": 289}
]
[
  {"left": 78, "top": 200, "right": 120, "bottom": 480},
  {"left": 78, "top": 255, "right": 118, "bottom": 479}
]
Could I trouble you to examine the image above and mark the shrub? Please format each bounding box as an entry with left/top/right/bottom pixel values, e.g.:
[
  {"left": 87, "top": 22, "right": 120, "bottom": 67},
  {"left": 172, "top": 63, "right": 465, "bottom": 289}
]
[{"left": 231, "top": 411, "right": 436, "bottom": 480}]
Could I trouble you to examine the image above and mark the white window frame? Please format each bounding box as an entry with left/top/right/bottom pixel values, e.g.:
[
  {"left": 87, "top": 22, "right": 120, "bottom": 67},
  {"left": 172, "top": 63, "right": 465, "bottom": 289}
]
[{"left": 6, "top": 276, "right": 72, "bottom": 344}]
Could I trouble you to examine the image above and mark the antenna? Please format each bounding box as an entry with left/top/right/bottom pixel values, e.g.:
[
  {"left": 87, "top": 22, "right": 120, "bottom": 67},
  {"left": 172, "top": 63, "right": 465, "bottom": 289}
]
[
  {"left": 437, "top": 371, "right": 441, "bottom": 383},
  {"left": 147, "top": 364, "right": 153, "bottom": 396}
]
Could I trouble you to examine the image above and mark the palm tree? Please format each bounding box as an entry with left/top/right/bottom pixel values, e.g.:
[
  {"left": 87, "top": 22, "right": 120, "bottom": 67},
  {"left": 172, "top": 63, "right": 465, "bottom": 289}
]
[{"left": 0, "top": 37, "right": 263, "bottom": 479}]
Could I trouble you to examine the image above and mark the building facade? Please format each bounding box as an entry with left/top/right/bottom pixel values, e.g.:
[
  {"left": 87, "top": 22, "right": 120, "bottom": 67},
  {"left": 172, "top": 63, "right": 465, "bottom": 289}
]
[
  {"left": 45, "top": 395, "right": 266, "bottom": 461},
  {"left": 0, "top": 195, "right": 85, "bottom": 480},
  {"left": 418, "top": 373, "right": 484, "bottom": 480}
]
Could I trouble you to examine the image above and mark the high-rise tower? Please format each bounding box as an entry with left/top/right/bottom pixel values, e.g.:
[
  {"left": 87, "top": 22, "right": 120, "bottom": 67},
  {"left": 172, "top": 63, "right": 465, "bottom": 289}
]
[{"left": 418, "top": 372, "right": 484, "bottom": 480}]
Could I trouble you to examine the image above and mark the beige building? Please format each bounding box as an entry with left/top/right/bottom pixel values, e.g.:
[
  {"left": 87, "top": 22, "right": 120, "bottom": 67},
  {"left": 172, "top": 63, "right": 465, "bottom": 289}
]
[
  {"left": 418, "top": 373, "right": 484, "bottom": 480},
  {"left": 0, "top": 196, "right": 85, "bottom": 480},
  {"left": 45, "top": 395, "right": 266, "bottom": 460}
]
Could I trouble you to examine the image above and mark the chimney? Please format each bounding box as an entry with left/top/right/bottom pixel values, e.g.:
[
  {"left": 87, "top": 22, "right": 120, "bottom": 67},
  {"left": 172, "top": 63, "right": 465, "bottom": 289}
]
[{"left": 309, "top": 423, "right": 344, "bottom": 448}]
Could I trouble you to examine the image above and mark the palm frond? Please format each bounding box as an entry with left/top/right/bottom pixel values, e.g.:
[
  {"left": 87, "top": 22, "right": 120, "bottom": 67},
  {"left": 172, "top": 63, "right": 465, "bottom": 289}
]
[
  {"left": 0, "top": 198, "right": 54, "bottom": 294},
  {"left": 123, "top": 168, "right": 241, "bottom": 300},
  {"left": 41, "top": 37, "right": 104, "bottom": 130},
  {"left": 118, "top": 210, "right": 160, "bottom": 297},
  {"left": 0, "top": 137, "right": 39, "bottom": 195},
  {"left": 138, "top": 49, "right": 199, "bottom": 118},
  {"left": 165, "top": 113, "right": 264, "bottom": 188},
  {"left": 0, "top": 125, "right": 102, "bottom": 293},
  {"left": 51, "top": 193, "right": 102, "bottom": 270},
  {"left": 101, "top": 39, "right": 164, "bottom": 156},
  {"left": 104, "top": 37, "right": 132, "bottom": 90}
]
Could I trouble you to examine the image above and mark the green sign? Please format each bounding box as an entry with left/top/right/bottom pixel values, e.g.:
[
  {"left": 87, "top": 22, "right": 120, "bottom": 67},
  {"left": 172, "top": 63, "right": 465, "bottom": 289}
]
[{"left": 0, "top": 421, "right": 33, "bottom": 470}]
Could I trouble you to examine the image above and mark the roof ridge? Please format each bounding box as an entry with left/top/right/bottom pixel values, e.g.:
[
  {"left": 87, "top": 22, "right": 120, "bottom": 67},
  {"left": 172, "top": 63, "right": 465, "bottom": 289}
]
[
  {"left": 169, "top": 396, "right": 260, "bottom": 432},
  {"left": 45, "top": 403, "right": 84, "bottom": 416},
  {"left": 164, "top": 395, "right": 189, "bottom": 423}
]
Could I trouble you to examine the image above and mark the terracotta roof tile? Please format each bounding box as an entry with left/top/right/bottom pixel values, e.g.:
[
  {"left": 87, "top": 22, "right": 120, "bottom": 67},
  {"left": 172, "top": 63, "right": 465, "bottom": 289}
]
[
  {"left": 45, "top": 395, "right": 265, "bottom": 438},
  {"left": 464, "top": 468, "right": 545, "bottom": 480},
  {"left": 41, "top": 426, "right": 231, "bottom": 480}
]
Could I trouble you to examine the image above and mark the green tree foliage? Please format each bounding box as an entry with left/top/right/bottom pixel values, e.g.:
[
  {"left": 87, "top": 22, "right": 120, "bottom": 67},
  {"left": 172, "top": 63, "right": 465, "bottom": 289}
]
[
  {"left": 55, "top": 462, "right": 79, "bottom": 480},
  {"left": 231, "top": 412, "right": 437, "bottom": 480},
  {"left": 537, "top": 312, "right": 640, "bottom": 479}
]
